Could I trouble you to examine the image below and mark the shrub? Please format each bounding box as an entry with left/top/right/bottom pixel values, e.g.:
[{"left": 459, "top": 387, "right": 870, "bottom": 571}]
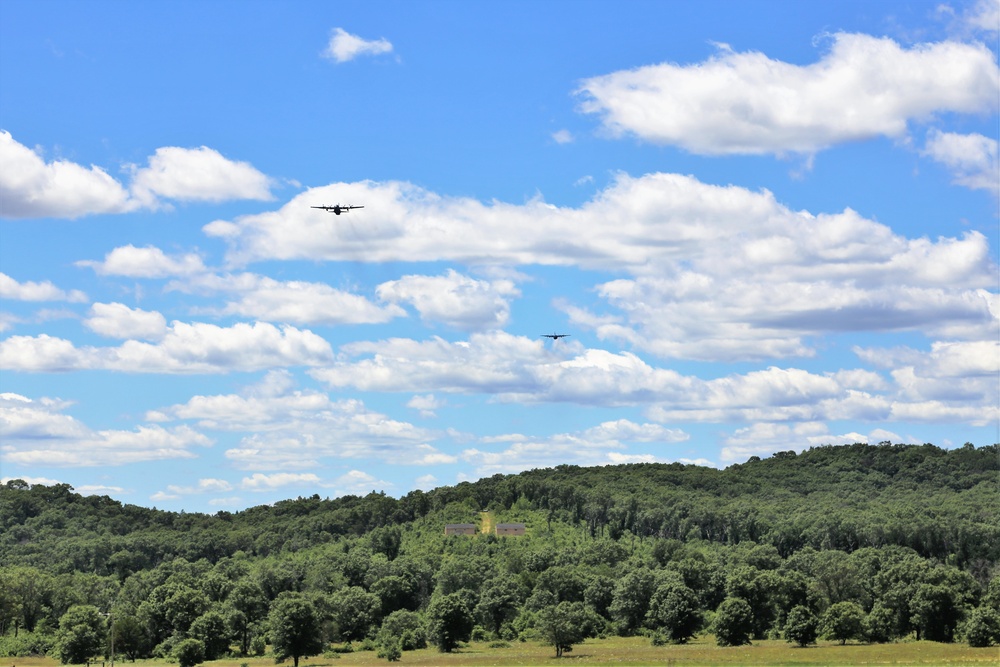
[
  {"left": 376, "top": 637, "right": 402, "bottom": 662},
  {"left": 0, "top": 630, "right": 56, "bottom": 657},
  {"left": 964, "top": 607, "right": 1000, "bottom": 647},
  {"left": 249, "top": 635, "right": 266, "bottom": 656},
  {"left": 174, "top": 638, "right": 206, "bottom": 667}
]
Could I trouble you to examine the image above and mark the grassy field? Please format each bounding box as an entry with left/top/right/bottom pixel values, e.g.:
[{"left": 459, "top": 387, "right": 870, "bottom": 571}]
[{"left": 7, "top": 637, "right": 998, "bottom": 667}]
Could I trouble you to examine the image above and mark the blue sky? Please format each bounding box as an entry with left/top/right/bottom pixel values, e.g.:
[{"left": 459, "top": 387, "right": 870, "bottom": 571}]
[{"left": 1, "top": 0, "right": 997, "bottom": 513}]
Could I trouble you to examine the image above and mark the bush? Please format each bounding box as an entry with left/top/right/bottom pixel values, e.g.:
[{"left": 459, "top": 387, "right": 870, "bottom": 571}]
[
  {"left": 329, "top": 642, "right": 354, "bottom": 654},
  {"left": 0, "top": 630, "right": 56, "bottom": 657},
  {"left": 964, "top": 607, "right": 1000, "bottom": 647},
  {"left": 377, "top": 610, "right": 427, "bottom": 651},
  {"left": 376, "top": 637, "right": 402, "bottom": 662},
  {"left": 498, "top": 622, "right": 517, "bottom": 641},
  {"left": 174, "top": 638, "right": 206, "bottom": 667},
  {"left": 249, "top": 635, "right": 266, "bottom": 656}
]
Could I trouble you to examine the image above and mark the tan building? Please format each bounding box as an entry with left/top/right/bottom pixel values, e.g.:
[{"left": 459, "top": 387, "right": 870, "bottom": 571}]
[
  {"left": 444, "top": 523, "right": 477, "bottom": 536},
  {"left": 495, "top": 522, "right": 526, "bottom": 536}
]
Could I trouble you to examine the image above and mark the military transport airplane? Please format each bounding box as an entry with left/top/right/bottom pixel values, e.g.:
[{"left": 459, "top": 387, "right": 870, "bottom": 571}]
[
  {"left": 312, "top": 204, "right": 364, "bottom": 215},
  {"left": 541, "top": 333, "right": 570, "bottom": 340}
]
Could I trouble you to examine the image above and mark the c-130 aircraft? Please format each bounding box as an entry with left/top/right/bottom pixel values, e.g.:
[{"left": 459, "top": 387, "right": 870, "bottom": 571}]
[{"left": 311, "top": 204, "right": 364, "bottom": 215}]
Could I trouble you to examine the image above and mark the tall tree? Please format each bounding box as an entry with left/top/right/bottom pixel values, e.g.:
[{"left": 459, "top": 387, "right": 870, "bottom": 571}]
[
  {"left": 645, "top": 580, "right": 702, "bottom": 643},
  {"left": 54, "top": 604, "right": 106, "bottom": 664},
  {"left": 268, "top": 593, "right": 324, "bottom": 667},
  {"left": 226, "top": 579, "right": 267, "bottom": 655},
  {"left": 330, "top": 586, "right": 381, "bottom": 642},
  {"left": 426, "top": 592, "right": 474, "bottom": 653},
  {"left": 714, "top": 597, "right": 753, "bottom": 647}
]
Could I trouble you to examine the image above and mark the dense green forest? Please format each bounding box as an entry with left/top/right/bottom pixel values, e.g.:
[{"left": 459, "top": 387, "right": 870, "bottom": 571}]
[{"left": 1, "top": 442, "right": 999, "bottom": 662}]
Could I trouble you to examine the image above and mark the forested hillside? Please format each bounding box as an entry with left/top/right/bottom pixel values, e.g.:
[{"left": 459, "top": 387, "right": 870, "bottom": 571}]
[{"left": 2, "top": 442, "right": 999, "bottom": 660}]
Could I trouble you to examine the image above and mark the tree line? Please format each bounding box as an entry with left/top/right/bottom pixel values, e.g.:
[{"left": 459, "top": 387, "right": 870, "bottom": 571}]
[{"left": 1, "top": 442, "right": 998, "bottom": 661}]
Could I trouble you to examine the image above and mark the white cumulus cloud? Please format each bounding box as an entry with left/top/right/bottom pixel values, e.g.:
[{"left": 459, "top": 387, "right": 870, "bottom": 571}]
[
  {"left": 170, "top": 272, "right": 405, "bottom": 325},
  {"left": 242, "top": 472, "right": 321, "bottom": 491},
  {"left": 77, "top": 245, "right": 207, "bottom": 278},
  {"left": 0, "top": 272, "right": 87, "bottom": 302},
  {"left": 0, "top": 392, "right": 211, "bottom": 467},
  {"left": 576, "top": 33, "right": 999, "bottom": 156},
  {"left": 129, "top": 146, "right": 275, "bottom": 206},
  {"left": 0, "top": 321, "right": 334, "bottom": 373},
  {"left": 147, "top": 377, "right": 449, "bottom": 470},
  {"left": 461, "top": 419, "right": 689, "bottom": 476},
  {"left": 0, "top": 131, "right": 136, "bottom": 219},
  {"left": 0, "top": 133, "right": 276, "bottom": 219},
  {"left": 377, "top": 269, "right": 520, "bottom": 331},
  {"left": 84, "top": 303, "right": 168, "bottom": 340},
  {"left": 923, "top": 129, "right": 999, "bottom": 193}
]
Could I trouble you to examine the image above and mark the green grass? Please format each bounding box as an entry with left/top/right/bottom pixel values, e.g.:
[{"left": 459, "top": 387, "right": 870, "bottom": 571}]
[{"left": 7, "top": 636, "right": 998, "bottom": 667}]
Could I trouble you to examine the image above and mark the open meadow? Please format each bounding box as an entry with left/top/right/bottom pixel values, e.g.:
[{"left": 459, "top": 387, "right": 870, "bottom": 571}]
[{"left": 7, "top": 637, "right": 999, "bottom": 667}]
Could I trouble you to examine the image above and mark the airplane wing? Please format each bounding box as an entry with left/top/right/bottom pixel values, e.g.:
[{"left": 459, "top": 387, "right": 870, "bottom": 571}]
[{"left": 311, "top": 205, "right": 334, "bottom": 210}]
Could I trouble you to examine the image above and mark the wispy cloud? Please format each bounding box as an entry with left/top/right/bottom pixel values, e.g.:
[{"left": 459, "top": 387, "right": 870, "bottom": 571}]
[{"left": 323, "top": 28, "right": 393, "bottom": 63}]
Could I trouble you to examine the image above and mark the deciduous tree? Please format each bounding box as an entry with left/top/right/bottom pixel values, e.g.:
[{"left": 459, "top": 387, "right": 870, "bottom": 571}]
[
  {"left": 714, "top": 597, "right": 753, "bottom": 647},
  {"left": 820, "top": 601, "right": 865, "bottom": 645},
  {"left": 54, "top": 604, "right": 105, "bottom": 664},
  {"left": 536, "top": 602, "right": 598, "bottom": 658},
  {"left": 784, "top": 605, "right": 818, "bottom": 647},
  {"left": 427, "top": 592, "right": 474, "bottom": 652},
  {"left": 268, "top": 593, "right": 324, "bottom": 667}
]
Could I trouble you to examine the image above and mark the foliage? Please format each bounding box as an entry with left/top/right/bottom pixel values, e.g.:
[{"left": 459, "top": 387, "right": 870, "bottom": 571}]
[
  {"left": 188, "top": 609, "right": 230, "bottom": 660},
  {"left": 609, "top": 569, "right": 655, "bottom": 635},
  {"left": 173, "top": 638, "right": 205, "bottom": 667},
  {"left": 54, "top": 604, "right": 105, "bottom": 664},
  {"left": 377, "top": 609, "right": 427, "bottom": 651},
  {"left": 784, "top": 605, "right": 818, "bottom": 647},
  {"left": 963, "top": 606, "right": 1000, "bottom": 647},
  {"left": 0, "top": 443, "right": 997, "bottom": 657},
  {"left": 0, "top": 629, "right": 56, "bottom": 657},
  {"left": 426, "top": 592, "right": 475, "bottom": 652},
  {"left": 330, "top": 586, "right": 380, "bottom": 642},
  {"left": 714, "top": 597, "right": 753, "bottom": 647},
  {"left": 863, "top": 603, "right": 895, "bottom": 643},
  {"left": 376, "top": 636, "right": 402, "bottom": 662},
  {"left": 820, "top": 601, "right": 865, "bottom": 645},
  {"left": 268, "top": 593, "right": 324, "bottom": 667},
  {"left": 536, "top": 601, "right": 599, "bottom": 658},
  {"left": 645, "top": 580, "right": 702, "bottom": 643}
]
